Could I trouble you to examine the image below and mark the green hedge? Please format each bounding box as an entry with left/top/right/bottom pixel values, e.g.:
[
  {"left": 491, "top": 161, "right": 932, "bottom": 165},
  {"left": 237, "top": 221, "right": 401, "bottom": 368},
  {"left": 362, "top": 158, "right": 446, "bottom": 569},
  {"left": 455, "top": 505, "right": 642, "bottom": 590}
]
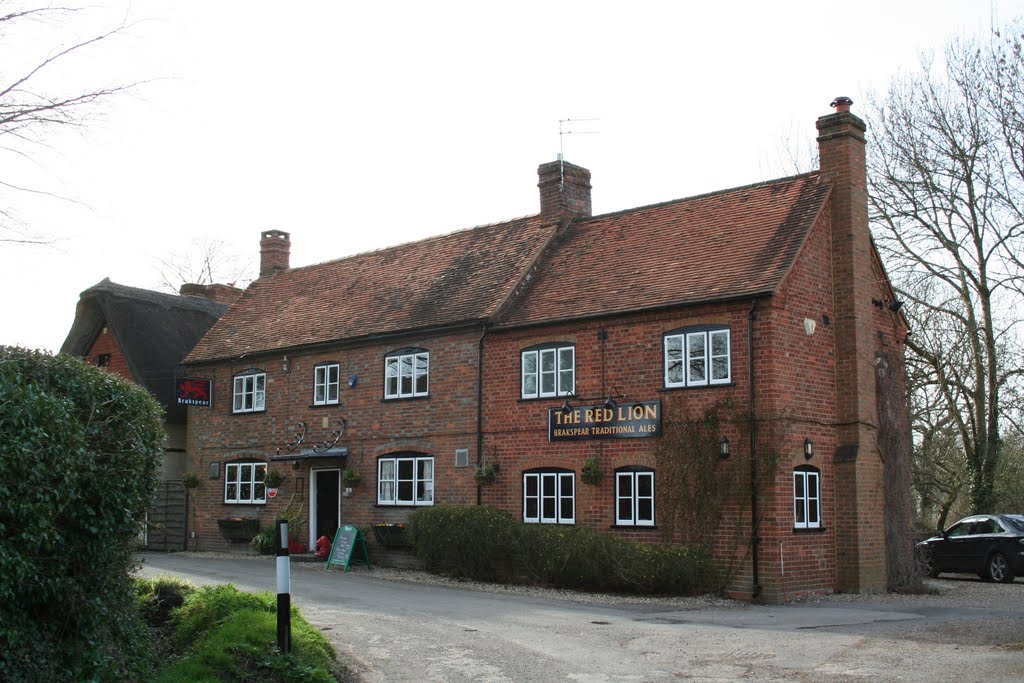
[
  {"left": 407, "top": 505, "right": 711, "bottom": 594},
  {"left": 0, "top": 347, "right": 165, "bottom": 680}
]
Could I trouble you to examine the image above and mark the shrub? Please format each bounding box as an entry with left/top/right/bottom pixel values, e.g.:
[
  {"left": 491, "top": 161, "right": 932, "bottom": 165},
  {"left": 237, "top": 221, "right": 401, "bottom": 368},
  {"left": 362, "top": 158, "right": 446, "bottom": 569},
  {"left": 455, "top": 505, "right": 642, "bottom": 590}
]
[
  {"left": 408, "top": 505, "right": 711, "bottom": 594},
  {"left": 0, "top": 347, "right": 165, "bottom": 680},
  {"left": 251, "top": 526, "right": 278, "bottom": 555}
]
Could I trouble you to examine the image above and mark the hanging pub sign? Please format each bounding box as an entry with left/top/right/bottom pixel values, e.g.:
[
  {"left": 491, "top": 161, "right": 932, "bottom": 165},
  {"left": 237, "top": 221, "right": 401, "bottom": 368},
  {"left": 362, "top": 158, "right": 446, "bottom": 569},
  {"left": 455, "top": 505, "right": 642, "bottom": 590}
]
[
  {"left": 549, "top": 400, "right": 661, "bottom": 442},
  {"left": 175, "top": 377, "right": 213, "bottom": 407}
]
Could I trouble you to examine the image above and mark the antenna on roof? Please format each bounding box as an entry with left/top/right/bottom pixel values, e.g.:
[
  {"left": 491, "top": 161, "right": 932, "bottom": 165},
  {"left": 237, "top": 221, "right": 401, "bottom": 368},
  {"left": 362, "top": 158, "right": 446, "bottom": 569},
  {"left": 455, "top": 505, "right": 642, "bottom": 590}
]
[{"left": 558, "top": 118, "right": 599, "bottom": 190}]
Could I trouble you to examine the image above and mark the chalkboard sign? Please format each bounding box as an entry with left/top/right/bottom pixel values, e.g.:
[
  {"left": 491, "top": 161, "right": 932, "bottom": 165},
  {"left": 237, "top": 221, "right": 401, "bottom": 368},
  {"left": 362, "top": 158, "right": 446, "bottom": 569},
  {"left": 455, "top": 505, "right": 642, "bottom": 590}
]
[{"left": 324, "top": 525, "right": 370, "bottom": 572}]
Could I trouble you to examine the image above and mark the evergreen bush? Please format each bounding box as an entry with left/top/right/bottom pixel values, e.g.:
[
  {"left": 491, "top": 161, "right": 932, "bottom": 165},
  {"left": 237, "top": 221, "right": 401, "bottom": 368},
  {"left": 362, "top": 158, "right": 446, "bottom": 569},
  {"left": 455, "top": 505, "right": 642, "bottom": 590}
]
[
  {"left": 0, "top": 347, "right": 165, "bottom": 680},
  {"left": 407, "top": 504, "right": 710, "bottom": 594}
]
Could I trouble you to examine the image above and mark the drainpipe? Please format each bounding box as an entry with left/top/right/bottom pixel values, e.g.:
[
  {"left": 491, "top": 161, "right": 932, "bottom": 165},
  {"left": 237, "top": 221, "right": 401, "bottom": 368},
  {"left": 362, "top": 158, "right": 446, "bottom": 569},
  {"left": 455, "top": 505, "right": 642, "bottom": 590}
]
[
  {"left": 476, "top": 322, "right": 488, "bottom": 506},
  {"left": 749, "top": 298, "right": 761, "bottom": 599}
]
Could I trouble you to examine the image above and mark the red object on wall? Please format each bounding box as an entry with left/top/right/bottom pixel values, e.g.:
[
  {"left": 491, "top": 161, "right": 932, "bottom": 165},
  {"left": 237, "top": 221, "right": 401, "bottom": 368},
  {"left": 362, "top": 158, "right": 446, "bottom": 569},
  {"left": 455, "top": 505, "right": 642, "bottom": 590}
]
[
  {"left": 314, "top": 535, "right": 331, "bottom": 558},
  {"left": 288, "top": 537, "right": 305, "bottom": 554}
]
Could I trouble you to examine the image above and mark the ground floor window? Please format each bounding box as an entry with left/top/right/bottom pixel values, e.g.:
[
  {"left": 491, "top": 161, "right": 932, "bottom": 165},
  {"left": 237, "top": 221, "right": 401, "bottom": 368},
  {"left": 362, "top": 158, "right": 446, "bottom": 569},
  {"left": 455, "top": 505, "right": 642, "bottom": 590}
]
[
  {"left": 793, "top": 466, "right": 820, "bottom": 529},
  {"left": 225, "top": 461, "right": 267, "bottom": 504},
  {"left": 615, "top": 467, "right": 654, "bottom": 526},
  {"left": 378, "top": 455, "right": 434, "bottom": 505},
  {"left": 523, "top": 469, "right": 575, "bottom": 524}
]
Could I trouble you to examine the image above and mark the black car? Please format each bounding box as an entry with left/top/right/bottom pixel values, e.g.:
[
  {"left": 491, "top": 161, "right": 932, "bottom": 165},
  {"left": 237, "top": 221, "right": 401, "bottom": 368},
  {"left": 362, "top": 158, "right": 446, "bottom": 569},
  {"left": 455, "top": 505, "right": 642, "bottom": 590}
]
[{"left": 916, "top": 514, "right": 1024, "bottom": 582}]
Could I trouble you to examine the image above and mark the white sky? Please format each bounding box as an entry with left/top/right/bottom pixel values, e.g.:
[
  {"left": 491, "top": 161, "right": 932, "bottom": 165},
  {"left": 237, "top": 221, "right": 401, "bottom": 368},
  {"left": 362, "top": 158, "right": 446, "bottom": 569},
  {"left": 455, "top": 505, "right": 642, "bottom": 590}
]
[{"left": 2, "top": 0, "right": 1022, "bottom": 353}]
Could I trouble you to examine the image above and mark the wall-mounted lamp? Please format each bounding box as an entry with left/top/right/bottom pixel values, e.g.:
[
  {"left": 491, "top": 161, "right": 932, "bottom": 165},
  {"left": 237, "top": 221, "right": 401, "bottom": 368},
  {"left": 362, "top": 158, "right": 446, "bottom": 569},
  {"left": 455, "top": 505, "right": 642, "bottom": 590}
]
[
  {"left": 804, "top": 438, "right": 814, "bottom": 460},
  {"left": 282, "top": 355, "right": 290, "bottom": 373},
  {"left": 719, "top": 436, "right": 730, "bottom": 459}
]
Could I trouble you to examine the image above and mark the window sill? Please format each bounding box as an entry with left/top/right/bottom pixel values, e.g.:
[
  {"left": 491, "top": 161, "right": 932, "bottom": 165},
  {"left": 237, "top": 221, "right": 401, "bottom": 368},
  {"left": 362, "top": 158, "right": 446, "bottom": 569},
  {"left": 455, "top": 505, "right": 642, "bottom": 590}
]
[
  {"left": 610, "top": 524, "right": 658, "bottom": 530},
  {"left": 222, "top": 501, "right": 266, "bottom": 506},
  {"left": 659, "top": 383, "right": 736, "bottom": 392},
  {"left": 381, "top": 394, "right": 431, "bottom": 402},
  {"left": 230, "top": 409, "right": 267, "bottom": 416},
  {"left": 309, "top": 402, "right": 342, "bottom": 409},
  {"left": 374, "top": 502, "right": 434, "bottom": 508},
  {"left": 793, "top": 526, "right": 826, "bottom": 533}
]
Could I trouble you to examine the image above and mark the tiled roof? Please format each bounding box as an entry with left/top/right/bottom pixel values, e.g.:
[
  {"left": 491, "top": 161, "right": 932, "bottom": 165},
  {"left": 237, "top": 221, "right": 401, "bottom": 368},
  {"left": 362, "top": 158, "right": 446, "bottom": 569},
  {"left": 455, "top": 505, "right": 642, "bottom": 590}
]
[
  {"left": 186, "top": 217, "right": 554, "bottom": 362},
  {"left": 495, "top": 173, "right": 830, "bottom": 327}
]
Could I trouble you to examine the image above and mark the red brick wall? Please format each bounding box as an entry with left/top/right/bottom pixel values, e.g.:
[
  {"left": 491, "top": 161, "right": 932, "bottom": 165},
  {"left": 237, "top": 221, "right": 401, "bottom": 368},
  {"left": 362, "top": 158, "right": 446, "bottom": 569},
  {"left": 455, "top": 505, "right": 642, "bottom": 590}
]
[
  {"left": 85, "top": 324, "right": 133, "bottom": 382},
  {"left": 185, "top": 329, "right": 485, "bottom": 552}
]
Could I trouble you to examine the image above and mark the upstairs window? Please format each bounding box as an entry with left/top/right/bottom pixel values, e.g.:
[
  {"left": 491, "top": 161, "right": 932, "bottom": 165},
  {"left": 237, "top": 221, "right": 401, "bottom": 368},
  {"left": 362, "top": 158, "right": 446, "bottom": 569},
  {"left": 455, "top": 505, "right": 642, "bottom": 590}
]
[
  {"left": 384, "top": 349, "right": 429, "bottom": 399},
  {"left": 615, "top": 467, "right": 655, "bottom": 527},
  {"left": 313, "top": 362, "right": 340, "bottom": 405},
  {"left": 378, "top": 455, "right": 434, "bottom": 506},
  {"left": 523, "top": 469, "right": 575, "bottom": 524},
  {"left": 521, "top": 344, "right": 575, "bottom": 399},
  {"left": 232, "top": 369, "right": 266, "bottom": 413},
  {"left": 793, "top": 465, "right": 821, "bottom": 529},
  {"left": 664, "top": 326, "right": 731, "bottom": 388},
  {"left": 225, "top": 461, "right": 267, "bottom": 504}
]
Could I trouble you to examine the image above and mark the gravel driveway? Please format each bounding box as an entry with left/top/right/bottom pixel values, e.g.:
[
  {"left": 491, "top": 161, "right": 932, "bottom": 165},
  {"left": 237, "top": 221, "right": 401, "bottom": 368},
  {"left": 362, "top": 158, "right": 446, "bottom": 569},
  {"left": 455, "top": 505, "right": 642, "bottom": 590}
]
[{"left": 137, "top": 553, "right": 1024, "bottom": 682}]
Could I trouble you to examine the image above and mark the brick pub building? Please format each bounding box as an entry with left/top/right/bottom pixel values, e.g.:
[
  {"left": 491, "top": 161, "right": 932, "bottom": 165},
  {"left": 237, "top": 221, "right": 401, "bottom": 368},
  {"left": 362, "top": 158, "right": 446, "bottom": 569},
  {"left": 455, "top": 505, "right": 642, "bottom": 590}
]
[{"left": 183, "top": 99, "right": 908, "bottom": 602}]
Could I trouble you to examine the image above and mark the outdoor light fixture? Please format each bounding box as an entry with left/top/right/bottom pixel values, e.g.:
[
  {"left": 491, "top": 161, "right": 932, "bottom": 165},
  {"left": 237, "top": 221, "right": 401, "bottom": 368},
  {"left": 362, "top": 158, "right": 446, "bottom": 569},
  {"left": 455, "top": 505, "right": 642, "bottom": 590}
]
[
  {"left": 719, "top": 436, "right": 730, "bottom": 459},
  {"left": 559, "top": 387, "right": 627, "bottom": 414},
  {"left": 804, "top": 438, "right": 814, "bottom": 460}
]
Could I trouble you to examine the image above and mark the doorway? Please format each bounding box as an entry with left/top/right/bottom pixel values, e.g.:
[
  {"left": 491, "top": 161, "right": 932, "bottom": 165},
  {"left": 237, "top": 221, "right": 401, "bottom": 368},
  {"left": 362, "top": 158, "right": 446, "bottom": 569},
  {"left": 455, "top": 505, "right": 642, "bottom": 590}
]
[{"left": 311, "top": 468, "right": 341, "bottom": 549}]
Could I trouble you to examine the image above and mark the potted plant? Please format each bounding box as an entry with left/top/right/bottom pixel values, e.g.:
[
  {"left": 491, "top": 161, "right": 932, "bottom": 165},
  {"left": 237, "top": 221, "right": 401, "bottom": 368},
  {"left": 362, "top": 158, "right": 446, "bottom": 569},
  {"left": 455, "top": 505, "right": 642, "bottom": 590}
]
[
  {"left": 473, "top": 461, "right": 498, "bottom": 486},
  {"left": 342, "top": 467, "right": 362, "bottom": 487},
  {"left": 217, "top": 516, "right": 260, "bottom": 542},
  {"left": 581, "top": 457, "right": 603, "bottom": 485},
  {"left": 182, "top": 471, "right": 200, "bottom": 489},
  {"left": 264, "top": 469, "right": 285, "bottom": 488}
]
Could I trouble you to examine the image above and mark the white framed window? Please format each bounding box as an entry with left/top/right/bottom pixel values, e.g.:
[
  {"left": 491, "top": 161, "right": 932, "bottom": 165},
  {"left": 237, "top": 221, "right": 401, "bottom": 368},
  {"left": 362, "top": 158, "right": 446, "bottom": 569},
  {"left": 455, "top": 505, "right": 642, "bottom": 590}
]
[
  {"left": 615, "top": 468, "right": 655, "bottom": 526},
  {"left": 313, "top": 362, "right": 340, "bottom": 405},
  {"left": 384, "top": 349, "right": 429, "bottom": 399},
  {"left": 793, "top": 466, "right": 821, "bottom": 529},
  {"left": 523, "top": 470, "right": 575, "bottom": 524},
  {"left": 232, "top": 370, "right": 266, "bottom": 413},
  {"left": 224, "top": 461, "right": 267, "bottom": 503},
  {"left": 378, "top": 455, "right": 434, "bottom": 505},
  {"left": 521, "top": 344, "right": 575, "bottom": 399},
  {"left": 664, "top": 327, "right": 731, "bottom": 388}
]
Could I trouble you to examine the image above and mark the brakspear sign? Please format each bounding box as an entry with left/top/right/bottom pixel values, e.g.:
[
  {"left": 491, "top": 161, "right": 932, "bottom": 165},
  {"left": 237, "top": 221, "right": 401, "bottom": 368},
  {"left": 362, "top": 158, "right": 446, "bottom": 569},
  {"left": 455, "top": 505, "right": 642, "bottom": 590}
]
[{"left": 548, "top": 400, "right": 661, "bottom": 441}]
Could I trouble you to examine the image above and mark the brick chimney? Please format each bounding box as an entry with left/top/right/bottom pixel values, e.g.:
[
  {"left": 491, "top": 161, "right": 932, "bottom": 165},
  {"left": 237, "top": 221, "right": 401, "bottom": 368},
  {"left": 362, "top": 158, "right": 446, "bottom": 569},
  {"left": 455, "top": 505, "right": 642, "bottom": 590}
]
[
  {"left": 538, "top": 159, "right": 592, "bottom": 223},
  {"left": 816, "top": 96, "right": 886, "bottom": 594},
  {"left": 259, "top": 230, "right": 290, "bottom": 278}
]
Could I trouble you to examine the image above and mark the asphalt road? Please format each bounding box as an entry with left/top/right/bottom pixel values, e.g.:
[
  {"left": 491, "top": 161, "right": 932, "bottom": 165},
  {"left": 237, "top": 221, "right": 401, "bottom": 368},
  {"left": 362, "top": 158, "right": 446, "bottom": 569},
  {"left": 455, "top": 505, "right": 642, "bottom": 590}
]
[{"left": 137, "top": 552, "right": 1024, "bottom": 682}]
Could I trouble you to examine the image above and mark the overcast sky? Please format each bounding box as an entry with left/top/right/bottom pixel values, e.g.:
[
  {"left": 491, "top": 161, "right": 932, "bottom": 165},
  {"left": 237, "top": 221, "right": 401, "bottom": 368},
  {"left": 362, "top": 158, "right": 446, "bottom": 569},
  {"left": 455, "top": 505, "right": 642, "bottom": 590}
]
[{"left": 3, "top": 0, "right": 1022, "bottom": 353}]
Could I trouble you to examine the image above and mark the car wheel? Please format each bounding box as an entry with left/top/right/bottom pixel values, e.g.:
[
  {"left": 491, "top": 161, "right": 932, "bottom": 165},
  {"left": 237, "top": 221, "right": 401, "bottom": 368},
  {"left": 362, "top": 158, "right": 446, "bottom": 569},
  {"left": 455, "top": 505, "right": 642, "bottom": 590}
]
[
  {"left": 916, "top": 548, "right": 939, "bottom": 578},
  {"left": 986, "top": 552, "right": 1015, "bottom": 583}
]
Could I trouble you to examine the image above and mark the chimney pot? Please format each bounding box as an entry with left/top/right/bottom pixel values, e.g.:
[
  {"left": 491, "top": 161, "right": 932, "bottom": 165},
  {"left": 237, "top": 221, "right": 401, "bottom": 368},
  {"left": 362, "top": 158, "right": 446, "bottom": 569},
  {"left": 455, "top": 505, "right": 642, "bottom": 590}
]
[{"left": 830, "top": 96, "right": 853, "bottom": 113}]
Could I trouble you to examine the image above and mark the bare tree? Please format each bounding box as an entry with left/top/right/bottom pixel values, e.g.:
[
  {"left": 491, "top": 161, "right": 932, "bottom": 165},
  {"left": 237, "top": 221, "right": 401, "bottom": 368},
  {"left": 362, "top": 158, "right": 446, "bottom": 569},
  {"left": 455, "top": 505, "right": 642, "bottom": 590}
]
[
  {"left": 0, "top": 1, "right": 137, "bottom": 243},
  {"left": 156, "top": 239, "right": 254, "bottom": 293},
  {"left": 867, "top": 24, "right": 1024, "bottom": 515}
]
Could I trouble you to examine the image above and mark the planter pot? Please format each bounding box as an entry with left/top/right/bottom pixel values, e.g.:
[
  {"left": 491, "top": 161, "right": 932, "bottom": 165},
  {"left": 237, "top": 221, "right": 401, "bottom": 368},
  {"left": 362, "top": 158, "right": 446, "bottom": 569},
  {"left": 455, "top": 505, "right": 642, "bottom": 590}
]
[
  {"left": 372, "top": 523, "right": 410, "bottom": 548},
  {"left": 217, "top": 517, "right": 260, "bottom": 543}
]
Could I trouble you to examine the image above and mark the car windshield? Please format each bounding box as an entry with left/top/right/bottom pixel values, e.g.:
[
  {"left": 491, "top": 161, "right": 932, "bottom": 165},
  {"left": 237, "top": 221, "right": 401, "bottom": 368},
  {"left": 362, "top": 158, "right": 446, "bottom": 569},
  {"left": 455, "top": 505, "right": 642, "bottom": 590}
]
[{"left": 1001, "top": 515, "right": 1024, "bottom": 533}]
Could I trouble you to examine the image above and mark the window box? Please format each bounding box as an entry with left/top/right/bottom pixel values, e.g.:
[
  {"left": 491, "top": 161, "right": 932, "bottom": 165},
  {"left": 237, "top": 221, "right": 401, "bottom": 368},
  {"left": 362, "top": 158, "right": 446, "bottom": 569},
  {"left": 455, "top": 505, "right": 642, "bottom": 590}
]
[
  {"left": 217, "top": 517, "right": 260, "bottom": 543},
  {"left": 372, "top": 523, "right": 410, "bottom": 547}
]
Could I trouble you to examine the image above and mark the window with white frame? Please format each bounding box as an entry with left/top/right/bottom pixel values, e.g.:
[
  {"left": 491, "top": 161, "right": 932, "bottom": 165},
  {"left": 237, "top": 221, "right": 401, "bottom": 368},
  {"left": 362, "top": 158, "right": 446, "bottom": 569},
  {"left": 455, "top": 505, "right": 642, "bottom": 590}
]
[
  {"left": 615, "top": 467, "right": 655, "bottom": 526},
  {"left": 793, "top": 465, "right": 821, "bottom": 529},
  {"left": 384, "top": 349, "right": 429, "bottom": 399},
  {"left": 232, "top": 370, "right": 266, "bottom": 413},
  {"left": 378, "top": 454, "right": 434, "bottom": 505},
  {"left": 313, "top": 362, "right": 340, "bottom": 405},
  {"left": 224, "top": 461, "right": 267, "bottom": 503},
  {"left": 521, "top": 344, "right": 575, "bottom": 399},
  {"left": 523, "top": 469, "right": 575, "bottom": 524},
  {"left": 664, "top": 326, "right": 731, "bottom": 388}
]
